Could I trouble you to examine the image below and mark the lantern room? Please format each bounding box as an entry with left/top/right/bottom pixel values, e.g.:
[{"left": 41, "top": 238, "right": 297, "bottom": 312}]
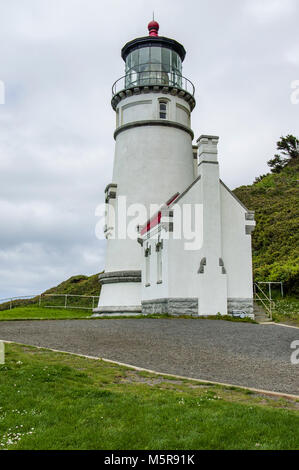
[{"left": 111, "top": 20, "right": 195, "bottom": 110}]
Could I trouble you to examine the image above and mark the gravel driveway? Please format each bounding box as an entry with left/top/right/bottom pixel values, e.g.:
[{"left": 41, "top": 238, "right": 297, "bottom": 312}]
[{"left": 0, "top": 319, "right": 298, "bottom": 395}]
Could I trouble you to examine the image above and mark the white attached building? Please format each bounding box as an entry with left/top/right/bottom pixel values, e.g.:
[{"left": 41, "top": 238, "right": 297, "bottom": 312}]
[
  {"left": 94, "top": 20, "right": 255, "bottom": 317},
  {"left": 139, "top": 135, "right": 255, "bottom": 317}
]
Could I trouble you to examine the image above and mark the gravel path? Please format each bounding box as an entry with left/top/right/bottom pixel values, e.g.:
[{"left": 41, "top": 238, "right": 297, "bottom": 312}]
[{"left": 0, "top": 319, "right": 298, "bottom": 395}]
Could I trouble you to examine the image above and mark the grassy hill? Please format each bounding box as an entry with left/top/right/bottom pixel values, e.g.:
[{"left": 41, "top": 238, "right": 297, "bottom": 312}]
[
  {"left": 0, "top": 274, "right": 101, "bottom": 311},
  {"left": 42, "top": 273, "right": 101, "bottom": 297},
  {"left": 233, "top": 158, "right": 299, "bottom": 295}
]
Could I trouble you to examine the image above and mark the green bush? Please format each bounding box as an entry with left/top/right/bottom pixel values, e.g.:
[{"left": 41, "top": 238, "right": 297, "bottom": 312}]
[{"left": 234, "top": 159, "right": 299, "bottom": 296}]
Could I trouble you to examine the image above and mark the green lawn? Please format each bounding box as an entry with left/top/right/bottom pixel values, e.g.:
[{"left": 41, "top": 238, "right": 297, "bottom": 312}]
[
  {"left": 0, "top": 305, "right": 257, "bottom": 323},
  {"left": 1, "top": 301, "right": 298, "bottom": 326},
  {"left": 0, "top": 343, "right": 298, "bottom": 450},
  {"left": 0, "top": 305, "right": 91, "bottom": 321}
]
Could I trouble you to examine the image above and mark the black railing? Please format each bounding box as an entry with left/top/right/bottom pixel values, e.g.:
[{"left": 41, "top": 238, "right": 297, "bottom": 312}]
[{"left": 112, "top": 71, "right": 195, "bottom": 97}]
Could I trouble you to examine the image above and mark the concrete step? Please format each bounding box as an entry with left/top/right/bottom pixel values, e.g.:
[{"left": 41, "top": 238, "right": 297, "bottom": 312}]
[
  {"left": 255, "top": 318, "right": 272, "bottom": 323},
  {"left": 256, "top": 318, "right": 272, "bottom": 323},
  {"left": 253, "top": 301, "right": 272, "bottom": 322}
]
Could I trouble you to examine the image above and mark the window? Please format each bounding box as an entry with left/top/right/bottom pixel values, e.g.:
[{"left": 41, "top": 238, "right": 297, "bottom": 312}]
[
  {"left": 159, "top": 101, "right": 167, "bottom": 119},
  {"left": 125, "top": 47, "right": 182, "bottom": 89},
  {"left": 145, "top": 244, "right": 151, "bottom": 286},
  {"left": 156, "top": 238, "right": 163, "bottom": 284},
  {"left": 139, "top": 47, "right": 150, "bottom": 68},
  {"left": 157, "top": 248, "right": 162, "bottom": 283},
  {"left": 150, "top": 47, "right": 161, "bottom": 71}
]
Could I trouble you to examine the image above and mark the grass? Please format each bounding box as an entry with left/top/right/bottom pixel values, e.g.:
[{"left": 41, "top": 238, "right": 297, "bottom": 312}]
[
  {"left": 0, "top": 305, "right": 258, "bottom": 322},
  {"left": 2, "top": 302, "right": 298, "bottom": 327},
  {"left": 0, "top": 305, "right": 90, "bottom": 321},
  {"left": 272, "top": 297, "right": 299, "bottom": 327},
  {"left": 0, "top": 343, "right": 298, "bottom": 450}
]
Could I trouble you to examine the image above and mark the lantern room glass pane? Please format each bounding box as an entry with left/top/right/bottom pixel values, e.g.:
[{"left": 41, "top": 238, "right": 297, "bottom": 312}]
[
  {"left": 161, "top": 48, "right": 171, "bottom": 72},
  {"left": 125, "top": 53, "right": 131, "bottom": 72},
  {"left": 139, "top": 47, "right": 149, "bottom": 70},
  {"left": 150, "top": 47, "right": 161, "bottom": 63},
  {"left": 125, "top": 46, "right": 183, "bottom": 89},
  {"left": 131, "top": 50, "right": 139, "bottom": 71},
  {"left": 150, "top": 47, "right": 161, "bottom": 71},
  {"left": 171, "top": 51, "right": 178, "bottom": 71}
]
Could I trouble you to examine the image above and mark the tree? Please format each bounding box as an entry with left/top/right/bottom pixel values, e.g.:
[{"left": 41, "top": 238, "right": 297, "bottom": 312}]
[
  {"left": 254, "top": 174, "right": 268, "bottom": 184},
  {"left": 267, "top": 154, "right": 286, "bottom": 174},
  {"left": 267, "top": 134, "right": 299, "bottom": 174}
]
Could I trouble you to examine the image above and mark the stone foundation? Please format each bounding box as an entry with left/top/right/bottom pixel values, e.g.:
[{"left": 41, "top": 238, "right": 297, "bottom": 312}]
[
  {"left": 92, "top": 305, "right": 141, "bottom": 317},
  {"left": 142, "top": 298, "right": 198, "bottom": 316},
  {"left": 227, "top": 298, "right": 254, "bottom": 318}
]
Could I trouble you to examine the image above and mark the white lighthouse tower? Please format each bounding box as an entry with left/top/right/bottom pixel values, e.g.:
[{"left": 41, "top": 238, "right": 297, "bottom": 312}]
[
  {"left": 94, "top": 20, "right": 256, "bottom": 318},
  {"left": 94, "top": 20, "right": 197, "bottom": 314}
]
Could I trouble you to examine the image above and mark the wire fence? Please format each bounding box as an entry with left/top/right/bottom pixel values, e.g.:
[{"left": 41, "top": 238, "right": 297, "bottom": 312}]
[
  {"left": 0, "top": 295, "right": 38, "bottom": 310},
  {"left": 39, "top": 294, "right": 100, "bottom": 310},
  {"left": 0, "top": 294, "right": 99, "bottom": 311}
]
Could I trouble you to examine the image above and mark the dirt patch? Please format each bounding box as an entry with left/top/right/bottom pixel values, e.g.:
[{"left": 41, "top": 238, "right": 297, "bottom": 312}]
[
  {"left": 115, "top": 371, "right": 299, "bottom": 410},
  {"left": 114, "top": 370, "right": 185, "bottom": 386}
]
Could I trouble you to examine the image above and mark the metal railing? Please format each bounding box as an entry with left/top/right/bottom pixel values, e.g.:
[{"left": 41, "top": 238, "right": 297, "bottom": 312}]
[
  {"left": 253, "top": 283, "right": 275, "bottom": 320},
  {"left": 0, "top": 295, "right": 38, "bottom": 310},
  {"left": 255, "top": 281, "right": 284, "bottom": 299},
  {"left": 40, "top": 294, "right": 100, "bottom": 310},
  {"left": 112, "top": 71, "right": 195, "bottom": 97},
  {"left": 0, "top": 294, "right": 99, "bottom": 311}
]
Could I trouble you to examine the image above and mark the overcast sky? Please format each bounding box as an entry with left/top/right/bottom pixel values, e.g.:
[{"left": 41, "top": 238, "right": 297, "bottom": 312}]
[{"left": 0, "top": 0, "right": 298, "bottom": 299}]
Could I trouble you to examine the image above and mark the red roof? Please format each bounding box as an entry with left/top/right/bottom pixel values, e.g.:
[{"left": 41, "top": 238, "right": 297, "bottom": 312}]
[{"left": 140, "top": 192, "right": 179, "bottom": 235}]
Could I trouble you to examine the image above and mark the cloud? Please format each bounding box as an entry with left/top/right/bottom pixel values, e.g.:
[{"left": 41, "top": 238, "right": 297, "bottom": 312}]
[
  {"left": 286, "top": 46, "right": 299, "bottom": 66},
  {"left": 244, "top": 0, "right": 296, "bottom": 23}
]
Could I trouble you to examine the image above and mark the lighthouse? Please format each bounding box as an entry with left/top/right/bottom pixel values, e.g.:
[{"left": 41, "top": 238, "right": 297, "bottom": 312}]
[
  {"left": 94, "top": 20, "right": 197, "bottom": 314},
  {"left": 94, "top": 20, "right": 256, "bottom": 318}
]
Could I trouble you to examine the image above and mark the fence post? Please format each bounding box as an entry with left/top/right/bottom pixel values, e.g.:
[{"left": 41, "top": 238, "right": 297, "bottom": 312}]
[
  {"left": 64, "top": 295, "right": 68, "bottom": 309},
  {"left": 39, "top": 295, "right": 41, "bottom": 307},
  {"left": 10, "top": 298, "right": 12, "bottom": 310}
]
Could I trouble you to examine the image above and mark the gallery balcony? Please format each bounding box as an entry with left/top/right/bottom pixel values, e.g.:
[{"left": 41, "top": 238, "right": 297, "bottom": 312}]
[{"left": 111, "top": 70, "right": 196, "bottom": 111}]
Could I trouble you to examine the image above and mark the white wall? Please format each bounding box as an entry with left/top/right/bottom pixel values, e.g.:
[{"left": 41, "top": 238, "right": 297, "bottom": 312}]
[
  {"left": 167, "top": 181, "right": 203, "bottom": 299},
  {"left": 117, "top": 93, "right": 192, "bottom": 128},
  {"left": 140, "top": 173, "right": 255, "bottom": 314},
  {"left": 141, "top": 230, "right": 170, "bottom": 301},
  {"left": 141, "top": 179, "right": 204, "bottom": 302},
  {"left": 121, "top": 100, "right": 153, "bottom": 125},
  {"left": 98, "top": 281, "right": 141, "bottom": 308},
  {"left": 220, "top": 183, "right": 254, "bottom": 299}
]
